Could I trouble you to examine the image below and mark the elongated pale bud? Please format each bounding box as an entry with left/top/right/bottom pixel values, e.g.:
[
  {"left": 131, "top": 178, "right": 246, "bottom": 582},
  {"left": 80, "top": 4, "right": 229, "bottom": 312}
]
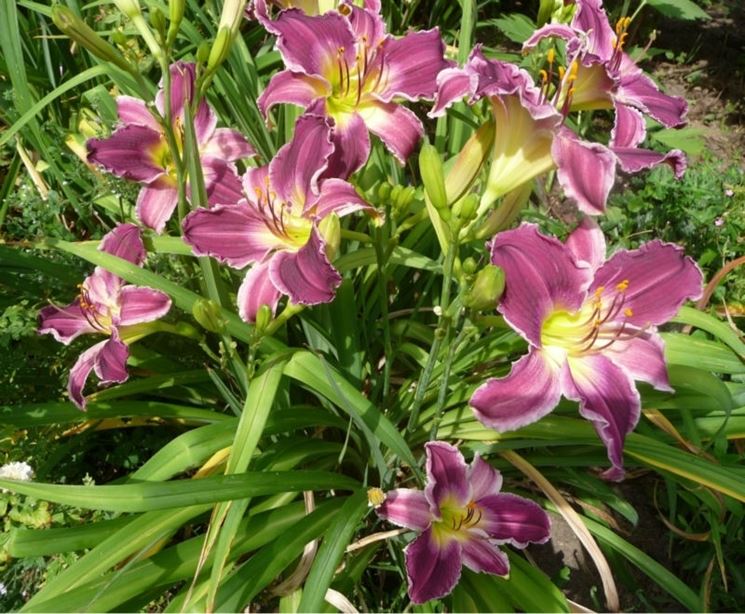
[
  {"left": 207, "top": 0, "right": 247, "bottom": 72},
  {"left": 419, "top": 141, "right": 448, "bottom": 211},
  {"left": 192, "top": 298, "right": 227, "bottom": 333},
  {"left": 113, "top": 0, "right": 142, "bottom": 17},
  {"left": 166, "top": 0, "right": 185, "bottom": 46},
  {"left": 319, "top": 214, "right": 341, "bottom": 261},
  {"left": 51, "top": 6, "right": 133, "bottom": 73},
  {"left": 463, "top": 264, "right": 505, "bottom": 311}
]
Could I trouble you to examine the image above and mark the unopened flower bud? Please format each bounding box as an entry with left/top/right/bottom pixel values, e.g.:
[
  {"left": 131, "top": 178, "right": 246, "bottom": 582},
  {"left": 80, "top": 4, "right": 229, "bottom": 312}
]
[
  {"left": 197, "top": 41, "right": 211, "bottom": 64},
  {"left": 192, "top": 298, "right": 226, "bottom": 333},
  {"left": 207, "top": 27, "right": 232, "bottom": 72},
  {"left": 254, "top": 304, "right": 273, "bottom": 334},
  {"left": 167, "top": 0, "right": 185, "bottom": 45},
  {"left": 376, "top": 181, "right": 392, "bottom": 202},
  {"left": 394, "top": 185, "right": 416, "bottom": 211},
  {"left": 462, "top": 257, "right": 478, "bottom": 275},
  {"left": 52, "top": 6, "right": 132, "bottom": 73},
  {"left": 113, "top": 0, "right": 142, "bottom": 18},
  {"left": 149, "top": 7, "right": 166, "bottom": 35},
  {"left": 463, "top": 264, "right": 505, "bottom": 311},
  {"left": 452, "top": 193, "right": 479, "bottom": 222},
  {"left": 319, "top": 214, "right": 341, "bottom": 261},
  {"left": 419, "top": 141, "right": 448, "bottom": 211}
]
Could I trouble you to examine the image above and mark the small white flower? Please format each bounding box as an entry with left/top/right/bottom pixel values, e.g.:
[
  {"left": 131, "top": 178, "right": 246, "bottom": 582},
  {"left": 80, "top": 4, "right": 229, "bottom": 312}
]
[
  {"left": 0, "top": 461, "right": 34, "bottom": 492},
  {"left": 0, "top": 581, "right": 7, "bottom": 597}
]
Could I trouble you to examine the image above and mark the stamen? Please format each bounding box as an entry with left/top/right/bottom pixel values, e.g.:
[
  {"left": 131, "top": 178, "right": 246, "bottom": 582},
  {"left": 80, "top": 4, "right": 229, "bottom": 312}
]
[
  {"left": 616, "top": 279, "right": 630, "bottom": 292},
  {"left": 624, "top": 307, "right": 634, "bottom": 318}
]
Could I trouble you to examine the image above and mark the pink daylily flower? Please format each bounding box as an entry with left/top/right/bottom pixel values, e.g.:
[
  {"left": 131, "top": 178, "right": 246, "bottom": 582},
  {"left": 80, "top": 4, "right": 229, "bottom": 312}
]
[
  {"left": 255, "top": 0, "right": 452, "bottom": 177},
  {"left": 523, "top": 0, "right": 688, "bottom": 177},
  {"left": 87, "top": 62, "right": 255, "bottom": 233},
  {"left": 38, "top": 224, "right": 172, "bottom": 409},
  {"left": 182, "top": 114, "right": 377, "bottom": 322},
  {"left": 470, "top": 221, "right": 703, "bottom": 480},
  {"left": 374, "top": 442, "right": 550, "bottom": 604}
]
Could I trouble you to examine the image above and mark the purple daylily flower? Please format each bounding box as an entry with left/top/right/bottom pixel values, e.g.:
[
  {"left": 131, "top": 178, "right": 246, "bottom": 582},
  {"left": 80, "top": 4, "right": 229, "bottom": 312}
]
[
  {"left": 470, "top": 221, "right": 703, "bottom": 480},
  {"left": 87, "top": 62, "right": 255, "bottom": 234},
  {"left": 523, "top": 0, "right": 687, "bottom": 177},
  {"left": 374, "top": 442, "right": 550, "bottom": 604},
  {"left": 38, "top": 224, "right": 172, "bottom": 409},
  {"left": 255, "top": 0, "right": 452, "bottom": 177},
  {"left": 182, "top": 113, "right": 377, "bottom": 322}
]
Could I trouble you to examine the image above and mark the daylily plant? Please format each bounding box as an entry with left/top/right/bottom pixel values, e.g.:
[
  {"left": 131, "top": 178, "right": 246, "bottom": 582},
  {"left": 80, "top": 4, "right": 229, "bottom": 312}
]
[
  {"left": 470, "top": 221, "right": 703, "bottom": 480},
  {"left": 256, "top": 0, "right": 452, "bottom": 177},
  {"left": 523, "top": 0, "right": 688, "bottom": 176},
  {"left": 373, "top": 442, "right": 550, "bottom": 604},
  {"left": 182, "top": 113, "right": 376, "bottom": 322},
  {"left": 38, "top": 224, "right": 172, "bottom": 409},
  {"left": 87, "top": 62, "right": 255, "bottom": 233}
]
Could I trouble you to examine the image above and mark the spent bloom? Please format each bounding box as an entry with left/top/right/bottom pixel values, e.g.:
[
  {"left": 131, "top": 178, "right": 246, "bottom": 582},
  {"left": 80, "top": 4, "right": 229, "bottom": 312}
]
[
  {"left": 183, "top": 114, "right": 377, "bottom": 322},
  {"left": 470, "top": 221, "right": 703, "bottom": 480},
  {"left": 373, "top": 442, "right": 550, "bottom": 604},
  {"left": 523, "top": 0, "right": 687, "bottom": 177},
  {"left": 256, "top": 0, "right": 452, "bottom": 177},
  {"left": 87, "top": 62, "right": 255, "bottom": 233},
  {"left": 38, "top": 224, "right": 172, "bottom": 409}
]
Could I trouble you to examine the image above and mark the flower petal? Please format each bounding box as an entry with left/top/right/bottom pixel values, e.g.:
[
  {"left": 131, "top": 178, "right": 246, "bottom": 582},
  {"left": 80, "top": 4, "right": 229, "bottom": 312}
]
[
  {"left": 312, "top": 178, "right": 375, "bottom": 219},
  {"left": 460, "top": 538, "right": 510, "bottom": 576},
  {"left": 93, "top": 335, "right": 129, "bottom": 385},
  {"left": 468, "top": 455, "right": 503, "bottom": 501},
  {"left": 116, "top": 95, "right": 159, "bottom": 130},
  {"left": 203, "top": 159, "right": 245, "bottom": 207},
  {"left": 572, "top": 0, "right": 615, "bottom": 62},
  {"left": 358, "top": 99, "right": 423, "bottom": 165},
  {"left": 258, "top": 70, "right": 331, "bottom": 117},
  {"left": 477, "top": 493, "right": 551, "bottom": 547},
  {"left": 405, "top": 528, "right": 462, "bottom": 604},
  {"left": 563, "top": 353, "right": 641, "bottom": 481},
  {"left": 271, "top": 9, "right": 356, "bottom": 77},
  {"left": 611, "top": 103, "right": 646, "bottom": 149},
  {"left": 424, "top": 441, "right": 469, "bottom": 510},
  {"left": 99, "top": 223, "right": 146, "bottom": 266},
  {"left": 590, "top": 240, "right": 703, "bottom": 328},
  {"left": 135, "top": 177, "right": 180, "bottom": 234},
  {"left": 489, "top": 223, "right": 590, "bottom": 346},
  {"left": 237, "top": 261, "right": 282, "bottom": 323},
  {"left": 182, "top": 204, "right": 280, "bottom": 269},
  {"left": 374, "top": 28, "right": 451, "bottom": 102},
  {"left": 270, "top": 114, "right": 334, "bottom": 206},
  {"left": 565, "top": 217, "right": 606, "bottom": 272},
  {"left": 324, "top": 111, "right": 371, "bottom": 179},
  {"left": 345, "top": 3, "right": 386, "bottom": 46},
  {"left": 471, "top": 347, "right": 563, "bottom": 432},
  {"left": 552, "top": 127, "right": 617, "bottom": 216},
  {"left": 616, "top": 56, "right": 688, "bottom": 128},
  {"left": 117, "top": 286, "right": 171, "bottom": 326},
  {"left": 38, "top": 300, "right": 96, "bottom": 345},
  {"left": 201, "top": 128, "right": 256, "bottom": 161},
  {"left": 612, "top": 146, "right": 687, "bottom": 179},
  {"left": 428, "top": 67, "right": 477, "bottom": 118},
  {"left": 607, "top": 333, "right": 673, "bottom": 392},
  {"left": 158, "top": 62, "right": 217, "bottom": 142},
  {"left": 268, "top": 227, "right": 342, "bottom": 305},
  {"left": 68, "top": 340, "right": 106, "bottom": 410},
  {"left": 376, "top": 488, "right": 433, "bottom": 531},
  {"left": 87, "top": 125, "right": 165, "bottom": 183},
  {"left": 523, "top": 24, "right": 580, "bottom": 51}
]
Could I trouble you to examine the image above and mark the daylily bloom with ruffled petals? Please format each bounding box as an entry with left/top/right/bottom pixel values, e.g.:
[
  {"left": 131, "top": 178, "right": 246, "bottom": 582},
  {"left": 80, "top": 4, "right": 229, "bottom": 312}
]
[
  {"left": 38, "top": 224, "right": 171, "bottom": 409},
  {"left": 255, "top": 0, "right": 451, "bottom": 177},
  {"left": 87, "top": 62, "right": 255, "bottom": 233},
  {"left": 470, "top": 221, "right": 703, "bottom": 480},
  {"left": 523, "top": 0, "right": 687, "bottom": 177},
  {"left": 373, "top": 442, "right": 550, "bottom": 604},
  {"left": 182, "top": 113, "right": 376, "bottom": 322}
]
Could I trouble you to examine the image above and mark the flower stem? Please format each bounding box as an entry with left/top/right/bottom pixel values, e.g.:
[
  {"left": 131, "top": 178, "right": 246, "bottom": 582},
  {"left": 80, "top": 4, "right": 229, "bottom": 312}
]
[{"left": 374, "top": 225, "right": 394, "bottom": 402}]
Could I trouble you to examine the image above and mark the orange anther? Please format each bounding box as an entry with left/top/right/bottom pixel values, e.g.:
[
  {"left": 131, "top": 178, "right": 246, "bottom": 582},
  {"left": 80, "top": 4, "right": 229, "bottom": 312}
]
[
  {"left": 616, "top": 279, "right": 630, "bottom": 291},
  {"left": 624, "top": 307, "right": 634, "bottom": 317},
  {"left": 546, "top": 48, "right": 555, "bottom": 65}
]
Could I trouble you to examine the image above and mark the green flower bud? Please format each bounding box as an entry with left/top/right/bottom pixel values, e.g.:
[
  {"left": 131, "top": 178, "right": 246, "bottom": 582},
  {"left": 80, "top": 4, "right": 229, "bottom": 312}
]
[
  {"left": 192, "top": 299, "right": 227, "bottom": 333},
  {"left": 419, "top": 141, "right": 448, "bottom": 211},
  {"left": 463, "top": 264, "right": 505, "bottom": 311},
  {"left": 462, "top": 257, "right": 478, "bottom": 275},
  {"left": 197, "top": 41, "right": 211, "bottom": 65},
  {"left": 319, "top": 213, "right": 341, "bottom": 261},
  {"left": 113, "top": 0, "right": 142, "bottom": 18},
  {"left": 254, "top": 304, "right": 273, "bottom": 335},
  {"left": 167, "top": 0, "right": 185, "bottom": 46},
  {"left": 52, "top": 6, "right": 132, "bottom": 73},
  {"left": 452, "top": 193, "right": 479, "bottom": 222},
  {"left": 149, "top": 7, "right": 166, "bottom": 36},
  {"left": 376, "top": 181, "right": 392, "bottom": 202},
  {"left": 394, "top": 185, "right": 416, "bottom": 211},
  {"left": 207, "top": 27, "right": 232, "bottom": 72}
]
